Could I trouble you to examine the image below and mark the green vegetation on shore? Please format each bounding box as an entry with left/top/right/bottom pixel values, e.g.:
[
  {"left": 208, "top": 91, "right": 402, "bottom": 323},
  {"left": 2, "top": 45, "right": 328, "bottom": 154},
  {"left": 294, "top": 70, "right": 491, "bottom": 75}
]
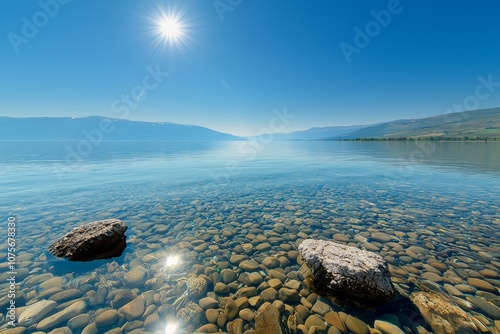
[
  {"left": 342, "top": 136, "right": 500, "bottom": 142},
  {"left": 330, "top": 107, "right": 500, "bottom": 141}
]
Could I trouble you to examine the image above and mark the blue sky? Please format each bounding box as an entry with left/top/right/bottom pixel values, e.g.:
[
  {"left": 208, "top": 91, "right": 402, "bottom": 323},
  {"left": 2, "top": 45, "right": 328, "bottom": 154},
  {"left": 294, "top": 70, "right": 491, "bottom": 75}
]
[{"left": 1, "top": 0, "right": 499, "bottom": 136}]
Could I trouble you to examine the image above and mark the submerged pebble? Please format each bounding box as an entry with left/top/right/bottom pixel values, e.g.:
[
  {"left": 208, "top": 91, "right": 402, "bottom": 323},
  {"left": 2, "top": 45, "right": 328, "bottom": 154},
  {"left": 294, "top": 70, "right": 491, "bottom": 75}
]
[{"left": 3, "top": 174, "right": 499, "bottom": 334}]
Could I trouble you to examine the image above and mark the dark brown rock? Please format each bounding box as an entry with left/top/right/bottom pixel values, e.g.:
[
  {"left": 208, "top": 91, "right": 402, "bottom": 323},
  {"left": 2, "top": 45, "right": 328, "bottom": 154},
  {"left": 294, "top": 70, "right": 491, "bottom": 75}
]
[{"left": 48, "top": 219, "right": 127, "bottom": 261}]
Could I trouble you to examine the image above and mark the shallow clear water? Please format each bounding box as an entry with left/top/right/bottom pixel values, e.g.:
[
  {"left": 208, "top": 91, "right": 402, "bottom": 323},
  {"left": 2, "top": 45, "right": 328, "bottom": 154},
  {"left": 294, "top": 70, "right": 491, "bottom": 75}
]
[{"left": 1, "top": 141, "right": 499, "bottom": 333}]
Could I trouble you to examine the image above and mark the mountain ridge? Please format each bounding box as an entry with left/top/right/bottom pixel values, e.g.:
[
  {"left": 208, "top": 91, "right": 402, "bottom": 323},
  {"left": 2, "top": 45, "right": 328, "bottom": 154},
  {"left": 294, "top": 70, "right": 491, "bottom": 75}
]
[
  {"left": 1, "top": 107, "right": 499, "bottom": 141},
  {"left": 0, "top": 116, "right": 242, "bottom": 141},
  {"left": 326, "top": 107, "right": 500, "bottom": 140}
]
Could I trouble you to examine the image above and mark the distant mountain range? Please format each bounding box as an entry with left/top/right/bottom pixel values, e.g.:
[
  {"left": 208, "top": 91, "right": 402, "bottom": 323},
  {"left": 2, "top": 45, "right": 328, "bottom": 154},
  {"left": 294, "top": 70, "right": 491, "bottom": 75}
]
[
  {"left": 253, "top": 125, "right": 367, "bottom": 141},
  {"left": 0, "top": 116, "right": 241, "bottom": 141},
  {"left": 1, "top": 107, "right": 499, "bottom": 141},
  {"left": 333, "top": 107, "right": 500, "bottom": 140}
]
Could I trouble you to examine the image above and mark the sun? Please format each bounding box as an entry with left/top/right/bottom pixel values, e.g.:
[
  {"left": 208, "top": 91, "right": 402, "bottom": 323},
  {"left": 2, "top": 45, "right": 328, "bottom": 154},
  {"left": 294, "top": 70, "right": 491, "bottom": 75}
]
[
  {"left": 158, "top": 15, "right": 184, "bottom": 42},
  {"left": 147, "top": 2, "right": 194, "bottom": 55}
]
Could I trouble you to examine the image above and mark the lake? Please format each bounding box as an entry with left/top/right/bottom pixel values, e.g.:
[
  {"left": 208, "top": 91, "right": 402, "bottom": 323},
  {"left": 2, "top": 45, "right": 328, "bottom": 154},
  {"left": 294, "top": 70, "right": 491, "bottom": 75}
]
[{"left": 1, "top": 141, "right": 499, "bottom": 333}]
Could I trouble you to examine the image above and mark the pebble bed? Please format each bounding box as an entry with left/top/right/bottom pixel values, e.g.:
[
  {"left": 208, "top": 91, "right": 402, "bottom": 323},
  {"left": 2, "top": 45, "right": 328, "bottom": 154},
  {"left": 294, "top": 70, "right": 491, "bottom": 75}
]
[{"left": 0, "top": 176, "right": 499, "bottom": 334}]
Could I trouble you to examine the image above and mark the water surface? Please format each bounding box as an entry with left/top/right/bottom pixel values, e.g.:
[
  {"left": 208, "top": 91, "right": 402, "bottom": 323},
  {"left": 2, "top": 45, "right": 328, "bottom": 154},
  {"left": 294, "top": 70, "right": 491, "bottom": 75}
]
[{"left": 1, "top": 141, "right": 499, "bottom": 333}]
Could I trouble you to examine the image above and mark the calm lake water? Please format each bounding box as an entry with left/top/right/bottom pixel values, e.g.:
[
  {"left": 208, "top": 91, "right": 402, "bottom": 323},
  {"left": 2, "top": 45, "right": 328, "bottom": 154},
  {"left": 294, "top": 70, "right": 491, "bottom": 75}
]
[{"left": 1, "top": 141, "right": 499, "bottom": 333}]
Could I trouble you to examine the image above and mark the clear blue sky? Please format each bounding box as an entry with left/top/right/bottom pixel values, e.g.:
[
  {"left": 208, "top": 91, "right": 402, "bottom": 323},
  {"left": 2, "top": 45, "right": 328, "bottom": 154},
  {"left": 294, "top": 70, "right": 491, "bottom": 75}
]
[{"left": 1, "top": 1, "right": 499, "bottom": 136}]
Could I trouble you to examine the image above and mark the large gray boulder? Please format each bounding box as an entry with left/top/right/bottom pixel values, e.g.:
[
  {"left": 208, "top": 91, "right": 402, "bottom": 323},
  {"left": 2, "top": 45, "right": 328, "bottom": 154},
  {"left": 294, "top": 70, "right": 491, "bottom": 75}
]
[
  {"left": 49, "top": 219, "right": 127, "bottom": 261},
  {"left": 298, "top": 239, "right": 396, "bottom": 306}
]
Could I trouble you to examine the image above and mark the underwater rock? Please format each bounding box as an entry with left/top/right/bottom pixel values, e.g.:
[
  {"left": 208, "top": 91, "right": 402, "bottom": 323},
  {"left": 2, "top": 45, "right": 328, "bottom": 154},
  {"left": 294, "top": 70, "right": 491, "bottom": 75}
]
[
  {"left": 36, "top": 300, "right": 87, "bottom": 330},
  {"left": 298, "top": 239, "right": 397, "bottom": 306},
  {"left": 48, "top": 219, "right": 127, "bottom": 261},
  {"left": 187, "top": 275, "right": 208, "bottom": 298},
  {"left": 18, "top": 299, "right": 57, "bottom": 327},
  {"left": 255, "top": 302, "right": 283, "bottom": 334},
  {"left": 410, "top": 291, "right": 479, "bottom": 334}
]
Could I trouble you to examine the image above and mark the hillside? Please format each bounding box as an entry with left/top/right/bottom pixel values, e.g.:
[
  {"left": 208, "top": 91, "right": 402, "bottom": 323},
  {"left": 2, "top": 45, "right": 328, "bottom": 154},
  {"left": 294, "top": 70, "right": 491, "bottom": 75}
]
[
  {"left": 264, "top": 125, "right": 368, "bottom": 141},
  {"left": 0, "top": 116, "right": 242, "bottom": 141},
  {"left": 333, "top": 107, "right": 500, "bottom": 140}
]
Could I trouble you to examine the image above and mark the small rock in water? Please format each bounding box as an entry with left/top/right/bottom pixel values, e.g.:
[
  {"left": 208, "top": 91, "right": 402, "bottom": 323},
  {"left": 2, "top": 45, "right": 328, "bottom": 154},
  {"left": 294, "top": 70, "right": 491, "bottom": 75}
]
[
  {"left": 123, "top": 266, "right": 148, "bottom": 287},
  {"left": 67, "top": 314, "right": 91, "bottom": 330},
  {"left": 36, "top": 300, "right": 87, "bottom": 330},
  {"left": 48, "top": 219, "right": 127, "bottom": 261},
  {"left": 187, "top": 275, "right": 208, "bottom": 298},
  {"left": 255, "top": 303, "right": 283, "bottom": 334},
  {"left": 466, "top": 296, "right": 500, "bottom": 320},
  {"left": 18, "top": 299, "right": 57, "bottom": 327},
  {"left": 95, "top": 309, "right": 119, "bottom": 327},
  {"left": 374, "top": 320, "right": 404, "bottom": 334},
  {"left": 344, "top": 315, "right": 369, "bottom": 334},
  {"left": 199, "top": 297, "right": 219, "bottom": 310},
  {"left": 119, "top": 296, "right": 145, "bottom": 321},
  {"left": 411, "top": 291, "right": 479, "bottom": 334},
  {"left": 298, "top": 239, "right": 397, "bottom": 306}
]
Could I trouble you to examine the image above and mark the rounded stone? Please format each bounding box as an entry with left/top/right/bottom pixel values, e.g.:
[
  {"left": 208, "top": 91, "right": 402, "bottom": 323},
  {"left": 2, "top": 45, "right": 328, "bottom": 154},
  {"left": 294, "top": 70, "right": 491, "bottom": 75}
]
[
  {"left": 48, "top": 327, "right": 72, "bottom": 334},
  {"left": 49, "top": 289, "right": 82, "bottom": 303},
  {"left": 468, "top": 278, "right": 498, "bottom": 293},
  {"left": 206, "top": 309, "right": 219, "bottom": 323},
  {"left": 249, "top": 272, "right": 264, "bottom": 285},
  {"left": 196, "top": 324, "right": 219, "bottom": 333},
  {"left": 256, "top": 243, "right": 272, "bottom": 251},
  {"left": 374, "top": 320, "right": 404, "bottom": 334},
  {"left": 36, "top": 301, "right": 88, "bottom": 331},
  {"left": 268, "top": 270, "right": 287, "bottom": 282},
  {"left": 466, "top": 296, "right": 500, "bottom": 319},
  {"left": 261, "top": 288, "right": 278, "bottom": 302},
  {"left": 272, "top": 300, "right": 285, "bottom": 313},
  {"left": 249, "top": 296, "right": 262, "bottom": 307},
  {"left": 311, "top": 299, "right": 331, "bottom": 316},
  {"left": 119, "top": 296, "right": 145, "bottom": 321},
  {"left": 221, "top": 269, "right": 238, "bottom": 284},
  {"left": 284, "top": 280, "right": 301, "bottom": 290},
  {"left": 443, "top": 284, "right": 464, "bottom": 297},
  {"left": 421, "top": 272, "right": 444, "bottom": 282},
  {"left": 480, "top": 269, "right": 499, "bottom": 278},
  {"left": 111, "top": 291, "right": 137, "bottom": 309},
  {"left": 238, "top": 287, "right": 258, "bottom": 298},
  {"left": 262, "top": 257, "right": 280, "bottom": 268},
  {"left": 123, "top": 266, "right": 148, "bottom": 287},
  {"left": 68, "top": 314, "right": 91, "bottom": 330},
  {"left": 95, "top": 310, "right": 119, "bottom": 327},
  {"left": 18, "top": 300, "right": 57, "bottom": 327},
  {"left": 223, "top": 299, "right": 239, "bottom": 320},
  {"left": 144, "top": 312, "right": 160, "bottom": 328},
  {"left": 455, "top": 284, "right": 476, "bottom": 294},
  {"left": 81, "top": 322, "right": 97, "bottom": 334},
  {"left": 239, "top": 308, "right": 255, "bottom": 321},
  {"left": 214, "top": 282, "right": 230, "bottom": 295},
  {"left": 230, "top": 255, "right": 248, "bottom": 264},
  {"left": 345, "top": 315, "right": 370, "bottom": 334},
  {"left": 305, "top": 314, "right": 327, "bottom": 330},
  {"left": 40, "top": 277, "right": 66, "bottom": 290},
  {"left": 199, "top": 297, "right": 219, "bottom": 310},
  {"left": 239, "top": 260, "right": 260, "bottom": 271},
  {"left": 268, "top": 278, "right": 283, "bottom": 289},
  {"left": 279, "top": 288, "right": 300, "bottom": 303},
  {"left": 371, "top": 232, "right": 394, "bottom": 242},
  {"left": 324, "top": 312, "right": 346, "bottom": 332},
  {"left": 328, "top": 327, "right": 342, "bottom": 334}
]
